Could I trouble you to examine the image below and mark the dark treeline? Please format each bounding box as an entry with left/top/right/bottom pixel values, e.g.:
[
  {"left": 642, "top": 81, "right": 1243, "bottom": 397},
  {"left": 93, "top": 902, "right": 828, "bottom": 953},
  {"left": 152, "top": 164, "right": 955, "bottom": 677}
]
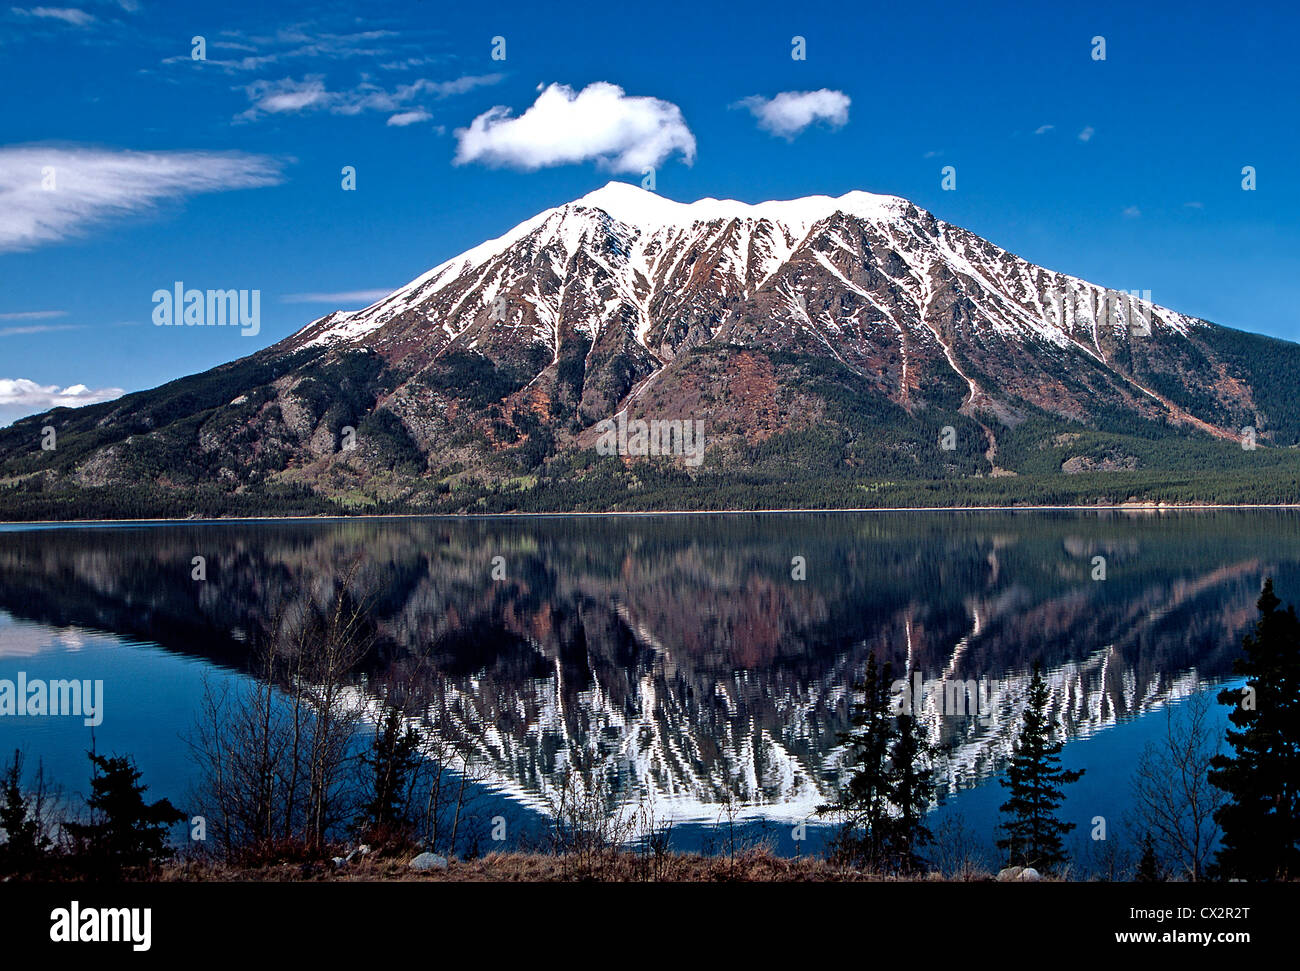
[{"left": 6, "top": 463, "right": 1300, "bottom": 522}]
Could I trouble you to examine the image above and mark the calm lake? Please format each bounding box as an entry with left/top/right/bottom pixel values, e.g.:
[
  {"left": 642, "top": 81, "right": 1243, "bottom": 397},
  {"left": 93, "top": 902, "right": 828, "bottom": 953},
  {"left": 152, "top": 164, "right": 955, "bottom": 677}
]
[{"left": 0, "top": 510, "right": 1281, "bottom": 865}]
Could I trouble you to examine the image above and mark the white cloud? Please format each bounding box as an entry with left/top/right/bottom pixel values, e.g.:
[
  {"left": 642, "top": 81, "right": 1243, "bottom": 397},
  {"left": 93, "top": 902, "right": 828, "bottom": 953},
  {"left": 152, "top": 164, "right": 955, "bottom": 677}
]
[
  {"left": 386, "top": 109, "right": 431, "bottom": 127},
  {"left": 281, "top": 289, "right": 395, "bottom": 304},
  {"left": 1184, "top": 201, "right": 1204, "bottom": 209},
  {"left": 0, "top": 145, "right": 285, "bottom": 252},
  {"left": 11, "top": 7, "right": 95, "bottom": 26},
  {"left": 454, "top": 82, "right": 696, "bottom": 173},
  {"left": 922, "top": 149, "right": 942, "bottom": 159},
  {"left": 0, "top": 378, "right": 124, "bottom": 425},
  {"left": 1122, "top": 205, "right": 1141, "bottom": 218},
  {"left": 1078, "top": 125, "right": 1095, "bottom": 142},
  {"left": 1034, "top": 124, "right": 1054, "bottom": 135},
  {"left": 734, "top": 89, "right": 851, "bottom": 139}
]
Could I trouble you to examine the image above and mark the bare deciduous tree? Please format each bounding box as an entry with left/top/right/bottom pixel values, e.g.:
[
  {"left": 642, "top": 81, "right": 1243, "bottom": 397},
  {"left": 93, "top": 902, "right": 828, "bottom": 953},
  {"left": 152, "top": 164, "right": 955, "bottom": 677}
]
[
  {"left": 1131, "top": 691, "right": 1226, "bottom": 881},
  {"left": 376, "top": 659, "right": 492, "bottom": 858},
  {"left": 287, "top": 569, "right": 374, "bottom": 851},
  {"left": 187, "top": 560, "right": 375, "bottom": 859}
]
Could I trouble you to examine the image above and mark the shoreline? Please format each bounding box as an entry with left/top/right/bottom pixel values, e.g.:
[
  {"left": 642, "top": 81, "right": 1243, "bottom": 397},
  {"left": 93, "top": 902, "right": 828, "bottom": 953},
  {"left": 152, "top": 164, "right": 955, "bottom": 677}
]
[{"left": 4, "top": 501, "right": 1300, "bottom": 527}]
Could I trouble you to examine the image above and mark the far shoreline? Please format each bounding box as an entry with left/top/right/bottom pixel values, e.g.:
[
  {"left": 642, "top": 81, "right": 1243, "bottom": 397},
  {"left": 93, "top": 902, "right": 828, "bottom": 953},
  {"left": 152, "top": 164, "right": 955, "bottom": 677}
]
[{"left": 4, "top": 501, "right": 1300, "bottom": 527}]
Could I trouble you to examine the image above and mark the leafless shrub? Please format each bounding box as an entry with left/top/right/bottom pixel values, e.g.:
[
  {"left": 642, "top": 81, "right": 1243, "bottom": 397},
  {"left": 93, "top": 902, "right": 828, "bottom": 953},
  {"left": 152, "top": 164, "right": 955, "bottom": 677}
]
[
  {"left": 544, "top": 756, "right": 639, "bottom": 878},
  {"left": 1080, "top": 829, "right": 1135, "bottom": 882},
  {"left": 0, "top": 748, "right": 63, "bottom": 875},
  {"left": 929, "top": 812, "right": 989, "bottom": 880},
  {"left": 626, "top": 798, "right": 675, "bottom": 881}
]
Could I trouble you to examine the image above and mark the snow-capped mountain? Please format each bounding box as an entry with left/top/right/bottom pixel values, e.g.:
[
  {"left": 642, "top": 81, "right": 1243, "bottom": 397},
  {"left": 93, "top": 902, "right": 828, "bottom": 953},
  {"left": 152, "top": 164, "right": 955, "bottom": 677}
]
[
  {"left": 284, "top": 181, "right": 1225, "bottom": 441},
  {"left": 4, "top": 180, "right": 1297, "bottom": 511}
]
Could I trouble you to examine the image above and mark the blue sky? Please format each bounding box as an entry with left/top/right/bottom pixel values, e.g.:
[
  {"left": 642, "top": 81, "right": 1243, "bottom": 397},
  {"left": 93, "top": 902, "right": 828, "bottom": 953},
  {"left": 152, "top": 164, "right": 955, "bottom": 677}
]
[{"left": 1, "top": 0, "right": 1296, "bottom": 424}]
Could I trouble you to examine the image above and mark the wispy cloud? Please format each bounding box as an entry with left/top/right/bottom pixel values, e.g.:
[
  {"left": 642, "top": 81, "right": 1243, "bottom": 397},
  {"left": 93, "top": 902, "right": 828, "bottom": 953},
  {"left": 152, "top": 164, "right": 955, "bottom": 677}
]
[
  {"left": 0, "top": 310, "right": 66, "bottom": 320},
  {"left": 164, "top": 27, "right": 399, "bottom": 73},
  {"left": 733, "top": 89, "right": 851, "bottom": 140},
  {"left": 0, "top": 323, "right": 84, "bottom": 337},
  {"left": 386, "top": 110, "right": 431, "bottom": 127},
  {"left": 237, "top": 77, "right": 328, "bottom": 117},
  {"left": 454, "top": 82, "right": 696, "bottom": 173},
  {"left": 0, "top": 145, "right": 285, "bottom": 252},
  {"left": 236, "top": 73, "right": 503, "bottom": 122},
  {"left": 1034, "top": 124, "right": 1054, "bottom": 135},
  {"left": 10, "top": 7, "right": 96, "bottom": 27},
  {"left": 1184, "top": 201, "right": 1204, "bottom": 209},
  {"left": 1077, "top": 125, "right": 1095, "bottom": 142},
  {"left": 1122, "top": 205, "right": 1141, "bottom": 218},
  {"left": 378, "top": 54, "right": 449, "bottom": 72},
  {"left": 281, "top": 289, "right": 395, "bottom": 305}
]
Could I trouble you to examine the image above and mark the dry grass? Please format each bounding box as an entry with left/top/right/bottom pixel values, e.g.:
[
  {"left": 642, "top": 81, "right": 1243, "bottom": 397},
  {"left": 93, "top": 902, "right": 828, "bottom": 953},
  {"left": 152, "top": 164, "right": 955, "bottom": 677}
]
[{"left": 152, "top": 848, "right": 997, "bottom": 883}]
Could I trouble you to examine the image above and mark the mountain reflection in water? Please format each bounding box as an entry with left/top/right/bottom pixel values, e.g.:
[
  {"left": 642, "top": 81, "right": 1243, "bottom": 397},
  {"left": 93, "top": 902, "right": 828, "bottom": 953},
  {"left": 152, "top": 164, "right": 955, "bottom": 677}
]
[{"left": 0, "top": 510, "right": 1289, "bottom": 828}]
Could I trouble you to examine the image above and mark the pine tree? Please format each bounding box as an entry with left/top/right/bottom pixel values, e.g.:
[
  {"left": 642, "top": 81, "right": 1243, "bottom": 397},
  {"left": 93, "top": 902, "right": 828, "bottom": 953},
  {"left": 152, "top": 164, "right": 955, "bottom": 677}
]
[
  {"left": 997, "top": 664, "right": 1085, "bottom": 873},
  {"left": 1208, "top": 578, "right": 1300, "bottom": 880},
  {"left": 817, "top": 654, "right": 896, "bottom": 869},
  {"left": 65, "top": 751, "right": 185, "bottom": 875},
  {"left": 0, "top": 750, "right": 53, "bottom": 875},
  {"left": 1135, "top": 832, "right": 1162, "bottom": 882},
  {"left": 885, "top": 712, "right": 936, "bottom": 875},
  {"left": 359, "top": 707, "right": 423, "bottom": 838}
]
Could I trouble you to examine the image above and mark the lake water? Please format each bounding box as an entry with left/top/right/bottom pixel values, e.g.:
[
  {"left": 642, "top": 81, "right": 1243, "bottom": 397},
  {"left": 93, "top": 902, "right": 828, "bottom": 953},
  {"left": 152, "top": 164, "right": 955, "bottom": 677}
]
[{"left": 0, "top": 510, "right": 1283, "bottom": 866}]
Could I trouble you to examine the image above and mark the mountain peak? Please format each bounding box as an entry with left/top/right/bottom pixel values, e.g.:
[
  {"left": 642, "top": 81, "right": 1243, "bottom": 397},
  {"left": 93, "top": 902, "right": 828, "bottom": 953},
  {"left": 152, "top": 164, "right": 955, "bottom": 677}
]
[
  {"left": 571, "top": 181, "right": 679, "bottom": 225},
  {"left": 569, "top": 181, "right": 912, "bottom": 230}
]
